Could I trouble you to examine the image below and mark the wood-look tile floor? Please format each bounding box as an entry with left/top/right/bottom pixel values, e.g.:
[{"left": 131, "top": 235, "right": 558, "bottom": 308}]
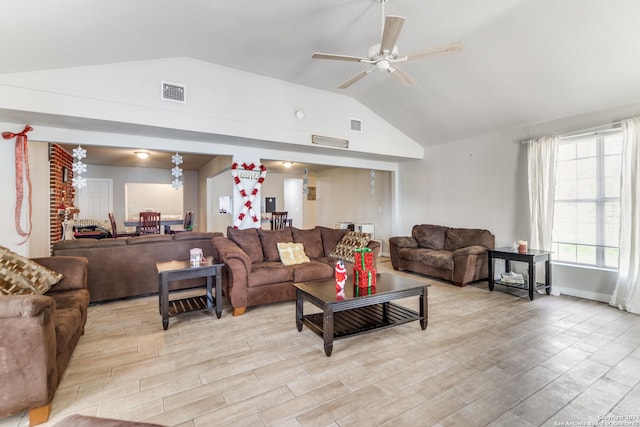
[{"left": 3, "top": 259, "right": 640, "bottom": 427}]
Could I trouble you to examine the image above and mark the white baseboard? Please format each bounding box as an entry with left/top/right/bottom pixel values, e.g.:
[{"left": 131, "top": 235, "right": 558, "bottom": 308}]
[{"left": 554, "top": 286, "right": 612, "bottom": 303}]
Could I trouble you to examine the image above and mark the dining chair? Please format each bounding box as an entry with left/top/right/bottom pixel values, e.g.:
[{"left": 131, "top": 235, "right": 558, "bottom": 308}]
[
  {"left": 108, "top": 212, "right": 135, "bottom": 238},
  {"left": 138, "top": 211, "right": 161, "bottom": 235},
  {"left": 270, "top": 211, "right": 289, "bottom": 230},
  {"left": 169, "top": 211, "right": 193, "bottom": 234}
]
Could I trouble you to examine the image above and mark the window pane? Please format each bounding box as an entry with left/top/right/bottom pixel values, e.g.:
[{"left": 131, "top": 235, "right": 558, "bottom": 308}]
[
  {"left": 577, "top": 178, "right": 597, "bottom": 199},
  {"left": 576, "top": 203, "right": 596, "bottom": 246},
  {"left": 605, "top": 248, "right": 619, "bottom": 268},
  {"left": 557, "top": 243, "right": 577, "bottom": 263},
  {"left": 576, "top": 245, "right": 596, "bottom": 264},
  {"left": 604, "top": 154, "right": 621, "bottom": 197},
  {"left": 558, "top": 142, "right": 576, "bottom": 161},
  {"left": 605, "top": 202, "right": 620, "bottom": 246},
  {"left": 576, "top": 138, "right": 597, "bottom": 158},
  {"left": 604, "top": 134, "right": 622, "bottom": 155}
]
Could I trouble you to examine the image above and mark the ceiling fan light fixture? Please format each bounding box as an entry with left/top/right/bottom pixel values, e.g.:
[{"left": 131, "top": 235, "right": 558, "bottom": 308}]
[{"left": 135, "top": 151, "right": 150, "bottom": 159}]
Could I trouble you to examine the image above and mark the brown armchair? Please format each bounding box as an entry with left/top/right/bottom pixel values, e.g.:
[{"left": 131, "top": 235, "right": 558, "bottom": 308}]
[{"left": 0, "top": 256, "right": 90, "bottom": 425}]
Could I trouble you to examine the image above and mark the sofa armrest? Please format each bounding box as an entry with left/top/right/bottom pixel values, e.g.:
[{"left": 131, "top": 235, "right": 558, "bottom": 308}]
[
  {"left": 212, "top": 237, "right": 253, "bottom": 313},
  {"left": 0, "top": 295, "right": 57, "bottom": 418},
  {"left": 451, "top": 245, "right": 489, "bottom": 285},
  {"left": 452, "top": 245, "right": 488, "bottom": 257},
  {"left": 212, "top": 237, "right": 252, "bottom": 271},
  {"left": 389, "top": 236, "right": 418, "bottom": 248},
  {"left": 33, "top": 256, "right": 88, "bottom": 293}
]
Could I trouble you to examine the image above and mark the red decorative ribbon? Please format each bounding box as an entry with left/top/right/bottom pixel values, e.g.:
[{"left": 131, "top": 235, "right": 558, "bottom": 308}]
[{"left": 2, "top": 125, "right": 33, "bottom": 244}]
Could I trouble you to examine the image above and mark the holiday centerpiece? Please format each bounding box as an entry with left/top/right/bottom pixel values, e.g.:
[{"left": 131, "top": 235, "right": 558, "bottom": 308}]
[{"left": 353, "top": 247, "right": 376, "bottom": 296}]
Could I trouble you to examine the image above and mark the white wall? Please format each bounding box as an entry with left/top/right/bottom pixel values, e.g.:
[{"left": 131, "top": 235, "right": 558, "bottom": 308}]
[
  {"left": 401, "top": 102, "right": 640, "bottom": 301},
  {"left": 315, "top": 168, "right": 392, "bottom": 254},
  {"left": 0, "top": 58, "right": 422, "bottom": 160}
]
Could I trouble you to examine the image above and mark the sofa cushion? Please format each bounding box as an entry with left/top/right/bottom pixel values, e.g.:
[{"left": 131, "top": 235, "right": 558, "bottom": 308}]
[
  {"left": 277, "top": 243, "right": 310, "bottom": 266},
  {"left": 399, "top": 248, "right": 454, "bottom": 270},
  {"left": 317, "top": 226, "right": 349, "bottom": 256},
  {"left": 412, "top": 224, "right": 448, "bottom": 250},
  {"left": 248, "top": 262, "right": 294, "bottom": 287},
  {"left": 258, "top": 228, "right": 293, "bottom": 261},
  {"left": 291, "top": 261, "right": 334, "bottom": 282},
  {"left": 291, "top": 227, "right": 324, "bottom": 259},
  {"left": 227, "top": 227, "right": 264, "bottom": 264},
  {"left": 328, "top": 231, "right": 372, "bottom": 264},
  {"left": 444, "top": 228, "right": 494, "bottom": 251},
  {"left": 0, "top": 245, "right": 63, "bottom": 295}
]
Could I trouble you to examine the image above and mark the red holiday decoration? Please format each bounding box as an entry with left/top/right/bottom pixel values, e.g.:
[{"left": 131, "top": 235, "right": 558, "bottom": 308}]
[
  {"left": 231, "top": 162, "right": 267, "bottom": 228},
  {"left": 2, "top": 125, "right": 33, "bottom": 244}
]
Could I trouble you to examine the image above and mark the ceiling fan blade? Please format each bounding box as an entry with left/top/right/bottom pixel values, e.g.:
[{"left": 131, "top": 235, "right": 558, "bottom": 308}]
[
  {"left": 403, "top": 41, "right": 464, "bottom": 61},
  {"left": 312, "top": 53, "right": 368, "bottom": 62},
  {"left": 337, "top": 67, "right": 376, "bottom": 89},
  {"left": 379, "top": 16, "right": 405, "bottom": 55},
  {"left": 389, "top": 66, "right": 416, "bottom": 87}
]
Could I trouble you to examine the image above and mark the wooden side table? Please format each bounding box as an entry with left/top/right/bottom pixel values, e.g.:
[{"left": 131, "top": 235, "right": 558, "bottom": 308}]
[
  {"left": 488, "top": 247, "right": 552, "bottom": 300},
  {"left": 156, "top": 257, "right": 223, "bottom": 330}
]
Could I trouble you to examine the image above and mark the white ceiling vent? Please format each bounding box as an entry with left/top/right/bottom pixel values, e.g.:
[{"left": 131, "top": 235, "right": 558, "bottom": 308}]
[
  {"left": 312, "top": 134, "right": 349, "bottom": 149},
  {"left": 350, "top": 118, "right": 363, "bottom": 133},
  {"left": 161, "top": 81, "right": 186, "bottom": 103}
]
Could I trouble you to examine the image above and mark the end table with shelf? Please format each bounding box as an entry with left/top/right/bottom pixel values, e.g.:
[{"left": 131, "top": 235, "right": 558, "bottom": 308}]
[
  {"left": 156, "top": 257, "right": 223, "bottom": 330},
  {"left": 487, "top": 247, "right": 552, "bottom": 300}
]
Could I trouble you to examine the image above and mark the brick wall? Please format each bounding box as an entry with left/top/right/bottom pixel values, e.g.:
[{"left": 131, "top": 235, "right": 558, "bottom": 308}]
[{"left": 49, "top": 144, "right": 75, "bottom": 247}]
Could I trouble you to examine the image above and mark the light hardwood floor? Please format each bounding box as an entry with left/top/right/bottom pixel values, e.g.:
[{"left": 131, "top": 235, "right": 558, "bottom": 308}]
[{"left": 3, "top": 259, "right": 640, "bottom": 427}]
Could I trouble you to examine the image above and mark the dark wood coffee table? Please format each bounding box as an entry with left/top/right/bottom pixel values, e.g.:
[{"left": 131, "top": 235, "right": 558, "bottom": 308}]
[
  {"left": 156, "top": 256, "right": 223, "bottom": 330},
  {"left": 294, "top": 273, "right": 429, "bottom": 356}
]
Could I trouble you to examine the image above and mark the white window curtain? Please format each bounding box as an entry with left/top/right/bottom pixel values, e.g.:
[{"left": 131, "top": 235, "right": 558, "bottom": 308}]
[
  {"left": 527, "top": 136, "right": 559, "bottom": 251},
  {"left": 610, "top": 116, "right": 640, "bottom": 314}
]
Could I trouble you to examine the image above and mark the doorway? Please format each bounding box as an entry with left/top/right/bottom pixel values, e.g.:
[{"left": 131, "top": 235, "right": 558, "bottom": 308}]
[{"left": 284, "top": 178, "right": 303, "bottom": 229}]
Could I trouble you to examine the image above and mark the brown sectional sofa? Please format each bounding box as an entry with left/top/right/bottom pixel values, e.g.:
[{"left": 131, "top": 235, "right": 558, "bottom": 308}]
[
  {"left": 52, "top": 232, "right": 223, "bottom": 302},
  {"left": 0, "top": 256, "right": 90, "bottom": 425},
  {"left": 212, "top": 226, "right": 380, "bottom": 316},
  {"left": 389, "top": 224, "right": 494, "bottom": 286}
]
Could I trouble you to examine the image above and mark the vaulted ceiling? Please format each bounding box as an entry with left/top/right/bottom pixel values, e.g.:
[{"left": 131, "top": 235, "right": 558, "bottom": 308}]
[{"left": 2, "top": 0, "right": 640, "bottom": 148}]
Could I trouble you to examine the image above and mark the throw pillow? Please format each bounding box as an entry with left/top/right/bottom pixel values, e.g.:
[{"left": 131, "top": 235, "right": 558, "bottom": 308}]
[
  {"left": 277, "top": 242, "right": 310, "bottom": 266},
  {"left": 0, "top": 245, "right": 63, "bottom": 295},
  {"left": 328, "top": 231, "right": 372, "bottom": 264}
]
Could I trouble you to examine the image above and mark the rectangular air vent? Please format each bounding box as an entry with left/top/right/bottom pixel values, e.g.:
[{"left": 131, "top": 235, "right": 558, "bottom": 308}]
[
  {"left": 312, "top": 134, "right": 349, "bottom": 149},
  {"left": 161, "top": 81, "right": 186, "bottom": 103},
  {"left": 350, "top": 118, "right": 363, "bottom": 132}
]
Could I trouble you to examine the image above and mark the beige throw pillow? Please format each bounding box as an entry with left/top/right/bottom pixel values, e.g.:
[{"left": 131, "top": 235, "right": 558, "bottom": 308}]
[
  {"left": 328, "top": 231, "right": 372, "bottom": 264},
  {"left": 0, "top": 245, "right": 63, "bottom": 296},
  {"left": 277, "top": 242, "right": 310, "bottom": 266}
]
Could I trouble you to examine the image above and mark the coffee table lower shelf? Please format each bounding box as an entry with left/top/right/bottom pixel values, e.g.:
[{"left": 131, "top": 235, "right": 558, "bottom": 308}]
[
  {"left": 168, "top": 295, "right": 212, "bottom": 317},
  {"left": 302, "top": 302, "right": 419, "bottom": 340}
]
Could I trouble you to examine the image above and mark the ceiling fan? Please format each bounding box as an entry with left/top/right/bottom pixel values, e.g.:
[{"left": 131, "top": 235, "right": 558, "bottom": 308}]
[{"left": 312, "top": 0, "right": 463, "bottom": 89}]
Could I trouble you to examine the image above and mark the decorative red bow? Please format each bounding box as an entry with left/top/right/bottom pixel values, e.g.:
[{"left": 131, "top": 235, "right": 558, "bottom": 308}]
[{"left": 2, "top": 125, "right": 33, "bottom": 244}]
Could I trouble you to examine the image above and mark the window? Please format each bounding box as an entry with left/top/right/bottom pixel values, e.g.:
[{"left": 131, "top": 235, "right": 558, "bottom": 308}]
[{"left": 552, "top": 131, "right": 622, "bottom": 268}]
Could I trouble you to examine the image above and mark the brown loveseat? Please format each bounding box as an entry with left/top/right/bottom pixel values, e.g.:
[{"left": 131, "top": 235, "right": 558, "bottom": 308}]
[
  {"left": 52, "top": 232, "right": 223, "bottom": 302},
  {"left": 389, "top": 224, "right": 494, "bottom": 286},
  {"left": 212, "top": 226, "right": 380, "bottom": 316},
  {"left": 0, "top": 256, "right": 90, "bottom": 425}
]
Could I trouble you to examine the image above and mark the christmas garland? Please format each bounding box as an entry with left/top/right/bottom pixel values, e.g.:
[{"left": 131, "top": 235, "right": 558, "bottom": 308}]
[{"left": 231, "top": 162, "right": 267, "bottom": 228}]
